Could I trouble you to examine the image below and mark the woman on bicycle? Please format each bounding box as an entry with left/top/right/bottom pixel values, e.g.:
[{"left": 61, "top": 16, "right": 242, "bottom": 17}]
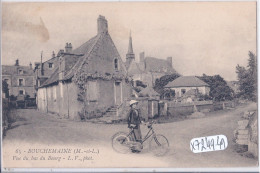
[{"left": 127, "top": 100, "right": 142, "bottom": 143}]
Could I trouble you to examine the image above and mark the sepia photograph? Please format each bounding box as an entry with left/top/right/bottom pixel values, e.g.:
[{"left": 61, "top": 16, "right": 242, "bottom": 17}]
[{"left": 1, "top": 1, "right": 258, "bottom": 171}]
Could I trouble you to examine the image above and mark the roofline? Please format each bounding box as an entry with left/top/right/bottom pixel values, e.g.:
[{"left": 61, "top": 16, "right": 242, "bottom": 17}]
[
  {"left": 39, "top": 78, "right": 72, "bottom": 88},
  {"left": 165, "top": 85, "right": 210, "bottom": 88},
  {"left": 2, "top": 65, "right": 32, "bottom": 68}
]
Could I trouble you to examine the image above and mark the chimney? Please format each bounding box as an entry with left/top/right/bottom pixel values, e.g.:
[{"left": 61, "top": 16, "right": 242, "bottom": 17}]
[
  {"left": 139, "top": 52, "right": 145, "bottom": 62},
  {"left": 65, "top": 43, "right": 72, "bottom": 53},
  {"left": 167, "top": 57, "right": 172, "bottom": 67},
  {"left": 15, "top": 59, "right": 19, "bottom": 66},
  {"left": 29, "top": 62, "right": 32, "bottom": 69},
  {"left": 97, "top": 15, "right": 108, "bottom": 34}
]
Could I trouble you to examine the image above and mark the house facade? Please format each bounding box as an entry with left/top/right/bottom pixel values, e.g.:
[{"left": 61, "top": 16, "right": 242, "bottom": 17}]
[
  {"left": 165, "top": 76, "right": 210, "bottom": 98},
  {"left": 37, "top": 15, "right": 132, "bottom": 120},
  {"left": 126, "top": 35, "right": 178, "bottom": 87},
  {"left": 2, "top": 60, "right": 35, "bottom": 98}
]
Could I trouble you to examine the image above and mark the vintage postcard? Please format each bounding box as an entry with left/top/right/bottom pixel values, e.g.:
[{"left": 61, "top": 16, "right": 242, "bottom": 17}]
[{"left": 1, "top": 1, "right": 258, "bottom": 171}]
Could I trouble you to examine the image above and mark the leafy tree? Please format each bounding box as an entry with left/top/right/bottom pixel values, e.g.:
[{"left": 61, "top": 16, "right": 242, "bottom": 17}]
[
  {"left": 197, "top": 74, "right": 234, "bottom": 101},
  {"left": 2, "top": 80, "right": 9, "bottom": 98},
  {"left": 236, "top": 51, "right": 257, "bottom": 101},
  {"left": 161, "top": 88, "right": 176, "bottom": 99},
  {"left": 153, "top": 73, "right": 180, "bottom": 95},
  {"left": 136, "top": 80, "right": 147, "bottom": 88}
]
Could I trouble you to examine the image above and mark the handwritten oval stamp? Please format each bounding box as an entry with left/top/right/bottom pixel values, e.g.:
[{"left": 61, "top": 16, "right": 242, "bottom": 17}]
[{"left": 190, "top": 135, "right": 228, "bottom": 153}]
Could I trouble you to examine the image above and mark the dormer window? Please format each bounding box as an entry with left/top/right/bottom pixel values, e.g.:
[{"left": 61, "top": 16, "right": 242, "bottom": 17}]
[
  {"left": 18, "top": 69, "right": 23, "bottom": 74},
  {"left": 49, "top": 63, "right": 53, "bottom": 69},
  {"left": 114, "top": 58, "right": 118, "bottom": 71}
]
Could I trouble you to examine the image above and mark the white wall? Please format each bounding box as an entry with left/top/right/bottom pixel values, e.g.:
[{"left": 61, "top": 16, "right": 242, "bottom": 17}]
[{"left": 170, "top": 86, "right": 210, "bottom": 97}]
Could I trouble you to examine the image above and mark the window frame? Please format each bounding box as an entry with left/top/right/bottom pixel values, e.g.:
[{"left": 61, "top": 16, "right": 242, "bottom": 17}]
[
  {"left": 18, "top": 78, "right": 25, "bottom": 86},
  {"left": 114, "top": 58, "right": 119, "bottom": 71},
  {"left": 49, "top": 63, "right": 53, "bottom": 69},
  {"left": 19, "top": 89, "right": 25, "bottom": 95}
]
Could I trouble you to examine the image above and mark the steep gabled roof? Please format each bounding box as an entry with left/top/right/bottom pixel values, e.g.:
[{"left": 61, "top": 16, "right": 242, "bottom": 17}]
[
  {"left": 40, "top": 67, "right": 60, "bottom": 87},
  {"left": 62, "top": 35, "right": 101, "bottom": 80},
  {"left": 40, "top": 31, "right": 128, "bottom": 88},
  {"left": 40, "top": 35, "right": 99, "bottom": 87},
  {"left": 2, "top": 65, "right": 34, "bottom": 76},
  {"left": 165, "top": 76, "right": 209, "bottom": 88},
  {"left": 128, "top": 61, "right": 143, "bottom": 76},
  {"left": 139, "top": 86, "right": 159, "bottom": 97},
  {"left": 144, "top": 57, "right": 176, "bottom": 74}
]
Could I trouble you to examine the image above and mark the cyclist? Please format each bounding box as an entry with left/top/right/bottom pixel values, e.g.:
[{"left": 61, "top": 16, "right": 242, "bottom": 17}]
[{"left": 127, "top": 100, "right": 143, "bottom": 152}]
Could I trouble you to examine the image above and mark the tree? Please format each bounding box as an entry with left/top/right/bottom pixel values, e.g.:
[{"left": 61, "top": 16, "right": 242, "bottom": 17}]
[
  {"left": 2, "top": 80, "right": 9, "bottom": 98},
  {"left": 236, "top": 51, "right": 257, "bottom": 101},
  {"left": 153, "top": 73, "right": 180, "bottom": 95},
  {"left": 197, "top": 74, "right": 234, "bottom": 101}
]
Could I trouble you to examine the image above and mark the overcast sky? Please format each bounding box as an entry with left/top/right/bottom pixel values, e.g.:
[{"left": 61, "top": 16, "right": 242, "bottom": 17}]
[{"left": 2, "top": 2, "right": 256, "bottom": 81}]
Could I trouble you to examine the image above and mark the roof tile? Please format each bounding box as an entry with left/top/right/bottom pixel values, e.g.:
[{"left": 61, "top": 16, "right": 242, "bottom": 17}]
[{"left": 165, "top": 76, "right": 209, "bottom": 88}]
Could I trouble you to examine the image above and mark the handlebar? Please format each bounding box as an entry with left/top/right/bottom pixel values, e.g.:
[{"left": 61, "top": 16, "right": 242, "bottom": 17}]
[
  {"left": 129, "top": 121, "right": 155, "bottom": 129},
  {"left": 144, "top": 120, "right": 155, "bottom": 128}
]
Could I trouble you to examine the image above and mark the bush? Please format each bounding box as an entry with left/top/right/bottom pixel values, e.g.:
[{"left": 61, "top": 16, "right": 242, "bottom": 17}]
[{"left": 197, "top": 74, "right": 234, "bottom": 101}]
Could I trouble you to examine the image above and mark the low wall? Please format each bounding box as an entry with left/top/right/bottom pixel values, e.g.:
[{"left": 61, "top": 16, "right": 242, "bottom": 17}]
[
  {"left": 117, "top": 97, "right": 159, "bottom": 121},
  {"left": 166, "top": 100, "right": 213, "bottom": 117},
  {"left": 234, "top": 110, "right": 258, "bottom": 158}
]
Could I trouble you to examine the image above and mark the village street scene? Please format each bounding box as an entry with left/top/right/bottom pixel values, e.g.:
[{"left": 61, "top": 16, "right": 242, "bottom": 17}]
[{"left": 1, "top": 2, "right": 258, "bottom": 169}]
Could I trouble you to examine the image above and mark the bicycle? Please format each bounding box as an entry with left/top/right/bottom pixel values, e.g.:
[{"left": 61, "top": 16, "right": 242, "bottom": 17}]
[{"left": 111, "top": 121, "right": 169, "bottom": 156}]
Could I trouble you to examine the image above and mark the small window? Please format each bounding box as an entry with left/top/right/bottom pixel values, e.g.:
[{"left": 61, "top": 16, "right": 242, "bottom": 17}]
[
  {"left": 18, "top": 79, "right": 24, "bottom": 86},
  {"left": 18, "top": 70, "right": 23, "bottom": 74},
  {"left": 170, "top": 89, "right": 176, "bottom": 97},
  {"left": 181, "top": 89, "right": 186, "bottom": 95},
  {"left": 115, "top": 81, "right": 120, "bottom": 86},
  {"left": 19, "top": 90, "right": 24, "bottom": 95},
  {"left": 114, "top": 59, "right": 118, "bottom": 70},
  {"left": 49, "top": 63, "right": 53, "bottom": 68}
]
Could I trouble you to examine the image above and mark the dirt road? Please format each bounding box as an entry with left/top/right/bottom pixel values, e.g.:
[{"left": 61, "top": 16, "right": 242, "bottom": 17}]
[{"left": 3, "top": 103, "right": 258, "bottom": 168}]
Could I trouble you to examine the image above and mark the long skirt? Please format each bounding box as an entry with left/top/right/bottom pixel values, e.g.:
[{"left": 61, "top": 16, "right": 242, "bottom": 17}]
[{"left": 130, "top": 125, "right": 142, "bottom": 142}]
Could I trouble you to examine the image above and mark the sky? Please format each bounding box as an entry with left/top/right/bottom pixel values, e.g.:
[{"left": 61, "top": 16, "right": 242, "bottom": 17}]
[{"left": 1, "top": 2, "right": 256, "bottom": 81}]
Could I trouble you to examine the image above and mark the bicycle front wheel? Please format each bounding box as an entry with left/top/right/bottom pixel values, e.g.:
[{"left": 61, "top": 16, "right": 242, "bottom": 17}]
[
  {"left": 149, "top": 134, "right": 169, "bottom": 156},
  {"left": 111, "top": 132, "right": 131, "bottom": 154}
]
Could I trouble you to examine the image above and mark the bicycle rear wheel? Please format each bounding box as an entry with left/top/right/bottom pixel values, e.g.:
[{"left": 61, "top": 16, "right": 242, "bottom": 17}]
[
  {"left": 111, "top": 132, "right": 131, "bottom": 154},
  {"left": 149, "top": 134, "right": 169, "bottom": 156}
]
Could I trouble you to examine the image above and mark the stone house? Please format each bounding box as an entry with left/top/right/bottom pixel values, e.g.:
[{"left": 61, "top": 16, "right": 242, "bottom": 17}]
[
  {"left": 165, "top": 76, "right": 210, "bottom": 98},
  {"left": 37, "top": 15, "right": 132, "bottom": 120},
  {"left": 2, "top": 59, "right": 35, "bottom": 98},
  {"left": 126, "top": 34, "right": 177, "bottom": 87}
]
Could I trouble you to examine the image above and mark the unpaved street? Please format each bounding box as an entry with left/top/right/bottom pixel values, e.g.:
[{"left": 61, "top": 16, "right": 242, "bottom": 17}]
[{"left": 3, "top": 103, "right": 258, "bottom": 168}]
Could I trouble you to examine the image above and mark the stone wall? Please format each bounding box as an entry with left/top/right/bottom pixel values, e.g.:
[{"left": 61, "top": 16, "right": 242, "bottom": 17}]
[{"left": 234, "top": 111, "right": 258, "bottom": 158}]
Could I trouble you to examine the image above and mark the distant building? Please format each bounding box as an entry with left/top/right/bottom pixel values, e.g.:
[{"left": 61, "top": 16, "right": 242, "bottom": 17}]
[
  {"left": 37, "top": 15, "right": 131, "bottom": 120},
  {"left": 165, "top": 76, "right": 210, "bottom": 98},
  {"left": 2, "top": 59, "right": 35, "bottom": 98},
  {"left": 126, "top": 34, "right": 177, "bottom": 86}
]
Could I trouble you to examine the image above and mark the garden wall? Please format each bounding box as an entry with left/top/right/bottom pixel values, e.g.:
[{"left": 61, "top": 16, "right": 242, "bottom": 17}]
[{"left": 165, "top": 100, "right": 236, "bottom": 118}]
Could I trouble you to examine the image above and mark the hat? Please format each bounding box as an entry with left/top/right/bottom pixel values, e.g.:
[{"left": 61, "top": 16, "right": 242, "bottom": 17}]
[{"left": 129, "top": 100, "right": 138, "bottom": 106}]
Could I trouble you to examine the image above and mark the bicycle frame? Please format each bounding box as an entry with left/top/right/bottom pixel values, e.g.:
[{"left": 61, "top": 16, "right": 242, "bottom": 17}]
[{"left": 127, "top": 126, "right": 155, "bottom": 145}]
